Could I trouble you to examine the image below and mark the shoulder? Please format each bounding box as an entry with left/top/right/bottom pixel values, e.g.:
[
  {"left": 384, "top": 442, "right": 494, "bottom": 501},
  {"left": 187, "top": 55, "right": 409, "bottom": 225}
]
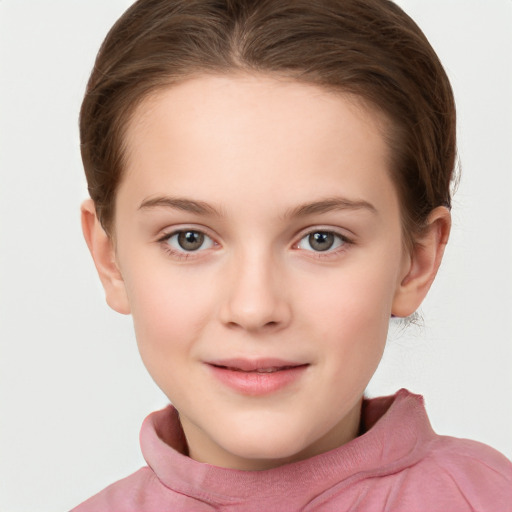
[
  {"left": 427, "top": 434, "right": 512, "bottom": 480},
  {"left": 349, "top": 389, "right": 512, "bottom": 511},
  {"left": 409, "top": 435, "right": 512, "bottom": 511},
  {"left": 70, "top": 465, "right": 215, "bottom": 512},
  {"left": 70, "top": 467, "right": 165, "bottom": 512}
]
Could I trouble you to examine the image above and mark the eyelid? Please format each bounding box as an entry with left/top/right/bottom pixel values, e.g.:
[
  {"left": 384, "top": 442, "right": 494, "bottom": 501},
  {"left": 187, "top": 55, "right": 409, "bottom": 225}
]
[
  {"left": 156, "top": 224, "right": 218, "bottom": 242},
  {"left": 156, "top": 225, "right": 220, "bottom": 258},
  {"left": 155, "top": 224, "right": 353, "bottom": 260},
  {"left": 292, "top": 226, "right": 354, "bottom": 256},
  {"left": 293, "top": 226, "right": 354, "bottom": 245}
]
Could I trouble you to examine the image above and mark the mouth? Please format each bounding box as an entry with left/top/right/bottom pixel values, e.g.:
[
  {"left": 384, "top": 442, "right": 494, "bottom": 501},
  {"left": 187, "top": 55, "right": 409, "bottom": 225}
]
[
  {"left": 205, "top": 358, "right": 309, "bottom": 395},
  {"left": 211, "top": 364, "right": 304, "bottom": 373}
]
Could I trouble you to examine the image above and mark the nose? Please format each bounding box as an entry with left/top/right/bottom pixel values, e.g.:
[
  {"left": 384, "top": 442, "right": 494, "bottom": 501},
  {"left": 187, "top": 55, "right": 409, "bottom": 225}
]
[{"left": 219, "top": 250, "right": 292, "bottom": 333}]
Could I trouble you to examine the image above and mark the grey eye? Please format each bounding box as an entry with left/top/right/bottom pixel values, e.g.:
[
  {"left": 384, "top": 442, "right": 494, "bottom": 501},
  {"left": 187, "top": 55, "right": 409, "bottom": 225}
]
[
  {"left": 297, "top": 231, "right": 346, "bottom": 252},
  {"left": 308, "top": 232, "right": 334, "bottom": 251},
  {"left": 178, "top": 231, "right": 204, "bottom": 251},
  {"left": 166, "top": 230, "right": 214, "bottom": 252}
]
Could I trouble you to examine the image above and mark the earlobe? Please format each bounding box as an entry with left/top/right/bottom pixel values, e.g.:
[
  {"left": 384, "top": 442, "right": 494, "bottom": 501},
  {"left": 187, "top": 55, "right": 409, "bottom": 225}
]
[
  {"left": 392, "top": 207, "right": 451, "bottom": 318},
  {"left": 81, "top": 199, "right": 131, "bottom": 315}
]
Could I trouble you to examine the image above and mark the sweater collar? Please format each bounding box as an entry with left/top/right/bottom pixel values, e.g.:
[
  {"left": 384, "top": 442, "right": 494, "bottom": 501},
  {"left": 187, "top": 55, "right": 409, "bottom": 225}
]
[{"left": 140, "top": 389, "right": 435, "bottom": 506}]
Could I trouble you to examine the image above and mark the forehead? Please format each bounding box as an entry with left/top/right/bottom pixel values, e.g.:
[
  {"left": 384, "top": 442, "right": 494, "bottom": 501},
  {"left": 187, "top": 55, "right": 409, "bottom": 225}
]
[{"left": 119, "top": 74, "right": 398, "bottom": 219}]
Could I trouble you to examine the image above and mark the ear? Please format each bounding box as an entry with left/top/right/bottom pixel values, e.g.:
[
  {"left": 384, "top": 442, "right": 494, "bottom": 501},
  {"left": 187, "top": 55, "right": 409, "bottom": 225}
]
[
  {"left": 392, "top": 206, "right": 451, "bottom": 318},
  {"left": 81, "top": 199, "right": 131, "bottom": 315}
]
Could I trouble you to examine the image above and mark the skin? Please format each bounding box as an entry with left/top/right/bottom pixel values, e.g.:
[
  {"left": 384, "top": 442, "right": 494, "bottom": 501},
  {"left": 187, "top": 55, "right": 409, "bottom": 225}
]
[{"left": 82, "top": 74, "right": 450, "bottom": 471}]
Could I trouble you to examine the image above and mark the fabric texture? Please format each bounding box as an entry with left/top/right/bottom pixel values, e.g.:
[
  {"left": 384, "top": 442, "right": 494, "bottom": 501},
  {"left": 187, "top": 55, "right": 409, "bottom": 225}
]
[{"left": 72, "top": 389, "right": 512, "bottom": 511}]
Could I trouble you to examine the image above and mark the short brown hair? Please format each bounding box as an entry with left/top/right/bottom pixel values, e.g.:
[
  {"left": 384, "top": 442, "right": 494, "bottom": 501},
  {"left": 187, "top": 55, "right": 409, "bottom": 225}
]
[{"left": 80, "top": 0, "right": 456, "bottom": 242}]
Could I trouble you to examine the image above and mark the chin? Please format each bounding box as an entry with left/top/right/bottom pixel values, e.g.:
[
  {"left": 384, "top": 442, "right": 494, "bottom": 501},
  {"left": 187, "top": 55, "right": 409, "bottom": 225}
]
[{"left": 214, "top": 426, "right": 314, "bottom": 470}]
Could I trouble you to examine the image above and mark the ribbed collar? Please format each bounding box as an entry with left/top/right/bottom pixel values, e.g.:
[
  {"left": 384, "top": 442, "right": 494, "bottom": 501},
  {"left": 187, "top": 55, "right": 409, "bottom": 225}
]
[{"left": 140, "top": 389, "right": 435, "bottom": 507}]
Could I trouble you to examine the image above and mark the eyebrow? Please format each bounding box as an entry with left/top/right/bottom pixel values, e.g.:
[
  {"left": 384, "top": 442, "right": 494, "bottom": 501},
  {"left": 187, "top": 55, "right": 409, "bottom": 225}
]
[
  {"left": 138, "top": 196, "right": 223, "bottom": 216},
  {"left": 285, "top": 197, "right": 378, "bottom": 218},
  {"left": 138, "top": 195, "right": 377, "bottom": 218}
]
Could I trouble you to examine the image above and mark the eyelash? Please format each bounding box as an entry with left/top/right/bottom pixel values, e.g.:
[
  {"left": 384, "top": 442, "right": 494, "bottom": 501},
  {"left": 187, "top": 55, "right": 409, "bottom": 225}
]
[
  {"left": 157, "top": 227, "right": 353, "bottom": 260},
  {"left": 294, "top": 229, "right": 353, "bottom": 259},
  {"left": 157, "top": 229, "right": 217, "bottom": 260}
]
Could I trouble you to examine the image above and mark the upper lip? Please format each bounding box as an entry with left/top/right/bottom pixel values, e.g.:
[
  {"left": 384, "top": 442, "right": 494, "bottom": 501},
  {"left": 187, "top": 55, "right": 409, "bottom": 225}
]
[{"left": 206, "top": 358, "right": 308, "bottom": 372}]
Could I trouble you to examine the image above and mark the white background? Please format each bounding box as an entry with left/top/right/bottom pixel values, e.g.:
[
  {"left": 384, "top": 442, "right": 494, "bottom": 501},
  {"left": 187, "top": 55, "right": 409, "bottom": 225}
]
[{"left": 0, "top": 1, "right": 511, "bottom": 511}]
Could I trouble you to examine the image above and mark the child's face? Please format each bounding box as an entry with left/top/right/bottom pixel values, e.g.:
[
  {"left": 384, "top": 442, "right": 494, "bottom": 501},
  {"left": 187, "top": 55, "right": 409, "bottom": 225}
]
[{"left": 109, "top": 75, "right": 412, "bottom": 469}]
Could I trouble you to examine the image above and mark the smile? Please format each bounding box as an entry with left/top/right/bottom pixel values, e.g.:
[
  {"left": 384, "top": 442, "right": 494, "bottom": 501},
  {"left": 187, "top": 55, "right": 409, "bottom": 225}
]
[
  {"left": 206, "top": 359, "right": 309, "bottom": 396},
  {"left": 215, "top": 365, "right": 299, "bottom": 373}
]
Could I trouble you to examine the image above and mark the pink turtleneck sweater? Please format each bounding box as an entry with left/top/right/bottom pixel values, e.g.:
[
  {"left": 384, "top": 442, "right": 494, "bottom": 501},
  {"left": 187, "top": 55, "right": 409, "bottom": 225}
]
[{"left": 72, "top": 390, "right": 512, "bottom": 511}]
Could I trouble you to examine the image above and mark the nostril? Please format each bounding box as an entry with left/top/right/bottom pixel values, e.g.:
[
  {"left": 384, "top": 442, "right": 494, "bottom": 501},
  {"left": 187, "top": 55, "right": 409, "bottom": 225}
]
[{"left": 225, "top": 320, "right": 279, "bottom": 330}]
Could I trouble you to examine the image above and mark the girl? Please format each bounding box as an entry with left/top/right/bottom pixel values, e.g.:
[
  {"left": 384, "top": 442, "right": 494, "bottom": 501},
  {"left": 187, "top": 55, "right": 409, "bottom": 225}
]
[{"left": 73, "top": 0, "right": 511, "bottom": 510}]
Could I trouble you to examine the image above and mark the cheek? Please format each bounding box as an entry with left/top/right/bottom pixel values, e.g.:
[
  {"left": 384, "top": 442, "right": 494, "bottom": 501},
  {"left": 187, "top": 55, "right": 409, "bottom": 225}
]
[
  {"left": 305, "top": 259, "right": 399, "bottom": 328},
  {"left": 123, "top": 265, "right": 213, "bottom": 363},
  {"left": 299, "top": 257, "right": 400, "bottom": 373}
]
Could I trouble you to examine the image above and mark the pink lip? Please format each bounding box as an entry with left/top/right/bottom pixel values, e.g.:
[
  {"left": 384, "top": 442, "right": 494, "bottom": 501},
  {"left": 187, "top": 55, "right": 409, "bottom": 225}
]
[{"left": 205, "top": 358, "right": 309, "bottom": 396}]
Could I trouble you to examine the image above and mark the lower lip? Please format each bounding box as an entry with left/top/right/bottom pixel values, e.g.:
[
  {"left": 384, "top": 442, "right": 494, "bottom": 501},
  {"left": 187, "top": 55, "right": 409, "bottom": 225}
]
[{"left": 207, "top": 364, "right": 308, "bottom": 396}]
